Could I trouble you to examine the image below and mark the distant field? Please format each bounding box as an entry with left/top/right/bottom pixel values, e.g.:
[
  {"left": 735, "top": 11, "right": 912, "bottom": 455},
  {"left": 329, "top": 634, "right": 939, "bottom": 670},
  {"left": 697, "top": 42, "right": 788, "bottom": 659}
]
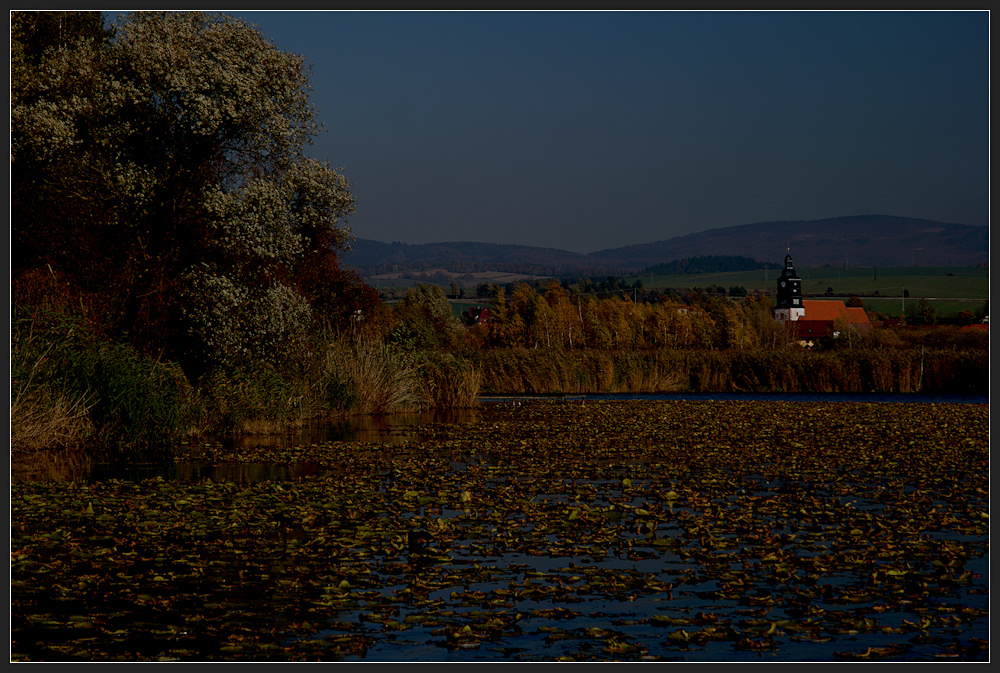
[
  {"left": 629, "top": 266, "right": 989, "bottom": 318},
  {"left": 634, "top": 266, "right": 988, "bottom": 297},
  {"left": 381, "top": 266, "right": 988, "bottom": 320}
]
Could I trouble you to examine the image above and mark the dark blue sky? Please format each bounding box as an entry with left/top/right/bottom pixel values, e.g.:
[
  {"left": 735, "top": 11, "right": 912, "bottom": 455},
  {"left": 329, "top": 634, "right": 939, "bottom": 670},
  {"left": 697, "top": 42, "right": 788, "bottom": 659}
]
[{"left": 229, "top": 11, "right": 986, "bottom": 253}]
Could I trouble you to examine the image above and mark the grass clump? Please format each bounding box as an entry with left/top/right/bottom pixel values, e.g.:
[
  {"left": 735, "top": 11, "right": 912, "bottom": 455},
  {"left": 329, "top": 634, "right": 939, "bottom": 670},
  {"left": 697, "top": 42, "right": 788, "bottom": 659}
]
[
  {"left": 321, "top": 337, "right": 425, "bottom": 414},
  {"left": 10, "top": 310, "right": 192, "bottom": 451},
  {"left": 10, "top": 345, "right": 95, "bottom": 453},
  {"left": 414, "top": 351, "right": 483, "bottom": 408},
  {"left": 191, "top": 364, "right": 314, "bottom": 435}
]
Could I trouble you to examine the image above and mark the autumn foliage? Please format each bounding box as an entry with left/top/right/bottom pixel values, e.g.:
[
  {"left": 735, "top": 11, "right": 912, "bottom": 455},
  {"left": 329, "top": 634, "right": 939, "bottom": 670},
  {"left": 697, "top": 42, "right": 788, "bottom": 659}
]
[
  {"left": 11, "top": 11, "right": 380, "bottom": 446},
  {"left": 9, "top": 12, "right": 989, "bottom": 452},
  {"left": 11, "top": 11, "right": 377, "bottom": 376}
]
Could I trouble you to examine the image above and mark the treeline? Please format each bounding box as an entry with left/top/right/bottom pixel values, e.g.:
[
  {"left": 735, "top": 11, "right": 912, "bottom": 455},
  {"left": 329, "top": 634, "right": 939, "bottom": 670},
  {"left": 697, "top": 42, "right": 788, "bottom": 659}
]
[
  {"left": 461, "top": 282, "right": 785, "bottom": 351},
  {"left": 641, "top": 255, "right": 780, "bottom": 276},
  {"left": 386, "top": 281, "right": 988, "bottom": 395},
  {"left": 367, "top": 260, "right": 574, "bottom": 277},
  {"left": 399, "top": 280, "right": 987, "bottom": 357},
  {"left": 468, "top": 276, "right": 754, "bottom": 303}
]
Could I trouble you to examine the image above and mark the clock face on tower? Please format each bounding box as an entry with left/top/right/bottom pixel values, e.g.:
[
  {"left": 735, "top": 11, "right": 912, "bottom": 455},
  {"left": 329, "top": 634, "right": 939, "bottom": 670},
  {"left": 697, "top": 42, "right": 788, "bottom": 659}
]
[{"left": 780, "top": 281, "right": 786, "bottom": 288}]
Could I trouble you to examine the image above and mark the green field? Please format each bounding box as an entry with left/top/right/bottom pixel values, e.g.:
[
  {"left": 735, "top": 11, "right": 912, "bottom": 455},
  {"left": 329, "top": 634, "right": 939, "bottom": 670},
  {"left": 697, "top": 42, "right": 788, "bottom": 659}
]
[
  {"left": 410, "top": 267, "right": 987, "bottom": 321},
  {"left": 630, "top": 266, "right": 989, "bottom": 319}
]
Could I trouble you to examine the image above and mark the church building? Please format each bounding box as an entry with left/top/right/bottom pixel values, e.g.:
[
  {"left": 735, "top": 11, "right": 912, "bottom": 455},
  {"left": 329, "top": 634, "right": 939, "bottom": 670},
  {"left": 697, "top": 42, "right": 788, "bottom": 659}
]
[
  {"left": 773, "top": 253, "right": 872, "bottom": 345},
  {"left": 773, "top": 254, "right": 804, "bottom": 322}
]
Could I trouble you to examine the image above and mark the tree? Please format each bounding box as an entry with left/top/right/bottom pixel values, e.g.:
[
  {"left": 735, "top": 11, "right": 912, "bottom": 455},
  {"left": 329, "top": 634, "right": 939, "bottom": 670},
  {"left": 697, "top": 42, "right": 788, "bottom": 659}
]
[
  {"left": 510, "top": 283, "right": 552, "bottom": 348},
  {"left": 706, "top": 297, "right": 757, "bottom": 351},
  {"left": 12, "top": 11, "right": 360, "bottom": 374},
  {"left": 906, "top": 298, "right": 937, "bottom": 326},
  {"left": 11, "top": 11, "right": 118, "bottom": 313},
  {"left": 974, "top": 302, "right": 988, "bottom": 322},
  {"left": 955, "top": 309, "right": 976, "bottom": 326},
  {"left": 392, "top": 284, "right": 463, "bottom": 350},
  {"left": 544, "top": 282, "right": 577, "bottom": 349},
  {"left": 486, "top": 286, "right": 520, "bottom": 348},
  {"left": 743, "top": 295, "right": 786, "bottom": 350}
]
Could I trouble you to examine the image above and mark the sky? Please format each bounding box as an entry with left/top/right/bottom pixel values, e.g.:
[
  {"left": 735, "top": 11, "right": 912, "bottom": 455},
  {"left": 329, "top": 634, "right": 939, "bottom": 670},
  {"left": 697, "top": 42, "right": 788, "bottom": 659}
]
[{"left": 220, "top": 11, "right": 986, "bottom": 253}]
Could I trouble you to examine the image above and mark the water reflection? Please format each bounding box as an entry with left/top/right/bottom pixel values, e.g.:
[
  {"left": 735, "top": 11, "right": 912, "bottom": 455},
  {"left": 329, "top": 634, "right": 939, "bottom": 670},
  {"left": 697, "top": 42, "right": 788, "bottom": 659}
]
[
  {"left": 222, "top": 408, "right": 481, "bottom": 450},
  {"left": 483, "top": 392, "right": 990, "bottom": 404},
  {"left": 11, "top": 446, "right": 95, "bottom": 483},
  {"left": 175, "top": 461, "right": 327, "bottom": 483},
  {"left": 10, "top": 395, "right": 986, "bottom": 484},
  {"left": 11, "top": 408, "right": 482, "bottom": 484}
]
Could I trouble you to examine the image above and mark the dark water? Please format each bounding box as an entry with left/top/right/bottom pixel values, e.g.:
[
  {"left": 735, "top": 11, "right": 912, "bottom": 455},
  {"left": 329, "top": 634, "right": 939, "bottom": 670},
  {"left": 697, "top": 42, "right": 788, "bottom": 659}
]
[
  {"left": 11, "top": 408, "right": 482, "bottom": 484},
  {"left": 12, "top": 394, "right": 987, "bottom": 484},
  {"left": 483, "top": 392, "right": 990, "bottom": 404},
  {"left": 12, "top": 395, "right": 989, "bottom": 661}
]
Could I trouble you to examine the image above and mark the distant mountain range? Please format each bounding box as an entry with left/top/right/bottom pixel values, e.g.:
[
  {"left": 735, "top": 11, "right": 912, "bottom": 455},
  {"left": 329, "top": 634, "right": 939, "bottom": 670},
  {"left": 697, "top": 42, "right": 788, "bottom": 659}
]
[{"left": 342, "top": 215, "right": 989, "bottom": 279}]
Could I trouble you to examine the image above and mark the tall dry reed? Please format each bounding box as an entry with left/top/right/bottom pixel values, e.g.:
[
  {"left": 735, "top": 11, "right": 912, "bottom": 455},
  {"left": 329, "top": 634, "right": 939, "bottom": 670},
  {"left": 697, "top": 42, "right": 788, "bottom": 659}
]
[
  {"left": 415, "top": 352, "right": 483, "bottom": 408},
  {"left": 470, "top": 347, "right": 987, "bottom": 395},
  {"left": 10, "top": 343, "right": 95, "bottom": 452},
  {"left": 10, "top": 387, "right": 96, "bottom": 453},
  {"left": 323, "top": 338, "right": 424, "bottom": 414}
]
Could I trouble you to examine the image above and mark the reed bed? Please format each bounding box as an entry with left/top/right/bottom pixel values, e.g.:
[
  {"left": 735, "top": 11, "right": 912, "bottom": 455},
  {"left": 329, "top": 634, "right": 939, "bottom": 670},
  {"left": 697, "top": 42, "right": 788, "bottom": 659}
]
[
  {"left": 10, "top": 386, "right": 96, "bottom": 453},
  {"left": 321, "top": 338, "right": 425, "bottom": 414},
  {"left": 470, "top": 348, "right": 988, "bottom": 395},
  {"left": 414, "top": 351, "right": 483, "bottom": 408}
]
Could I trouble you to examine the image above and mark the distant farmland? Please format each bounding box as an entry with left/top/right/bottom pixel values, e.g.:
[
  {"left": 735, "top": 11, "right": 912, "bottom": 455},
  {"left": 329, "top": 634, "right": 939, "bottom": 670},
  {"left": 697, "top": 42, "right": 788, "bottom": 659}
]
[
  {"left": 626, "top": 266, "right": 988, "bottom": 319},
  {"left": 386, "top": 266, "right": 987, "bottom": 320}
]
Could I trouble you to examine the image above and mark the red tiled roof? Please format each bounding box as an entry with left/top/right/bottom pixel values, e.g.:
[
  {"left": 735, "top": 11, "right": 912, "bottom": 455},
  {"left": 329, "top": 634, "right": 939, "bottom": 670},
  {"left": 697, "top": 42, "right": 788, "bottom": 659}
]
[
  {"left": 846, "top": 306, "right": 872, "bottom": 328},
  {"left": 799, "top": 300, "right": 872, "bottom": 332},
  {"left": 801, "top": 300, "right": 851, "bottom": 322}
]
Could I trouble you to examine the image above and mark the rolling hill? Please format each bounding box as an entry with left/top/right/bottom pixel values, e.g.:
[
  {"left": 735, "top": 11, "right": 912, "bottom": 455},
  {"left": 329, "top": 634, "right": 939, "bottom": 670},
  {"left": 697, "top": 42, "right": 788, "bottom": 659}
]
[{"left": 342, "top": 215, "right": 988, "bottom": 280}]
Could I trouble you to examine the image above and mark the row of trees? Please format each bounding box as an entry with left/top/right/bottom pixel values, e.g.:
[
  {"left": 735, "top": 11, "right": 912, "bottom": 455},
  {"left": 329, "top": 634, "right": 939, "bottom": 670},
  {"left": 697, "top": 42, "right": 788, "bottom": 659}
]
[
  {"left": 385, "top": 282, "right": 785, "bottom": 353},
  {"left": 387, "top": 281, "right": 988, "bottom": 356},
  {"left": 484, "top": 283, "right": 785, "bottom": 351},
  {"left": 641, "top": 255, "right": 781, "bottom": 276}
]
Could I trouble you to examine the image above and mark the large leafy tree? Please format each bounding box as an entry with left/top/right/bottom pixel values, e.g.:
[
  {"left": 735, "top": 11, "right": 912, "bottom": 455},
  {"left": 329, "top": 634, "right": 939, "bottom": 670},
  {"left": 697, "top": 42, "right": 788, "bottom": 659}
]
[
  {"left": 12, "top": 11, "right": 367, "bottom": 374},
  {"left": 11, "top": 11, "right": 116, "bottom": 304}
]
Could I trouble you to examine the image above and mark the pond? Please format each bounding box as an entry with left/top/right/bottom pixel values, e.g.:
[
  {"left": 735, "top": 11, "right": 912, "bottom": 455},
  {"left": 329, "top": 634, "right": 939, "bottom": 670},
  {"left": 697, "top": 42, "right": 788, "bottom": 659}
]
[
  {"left": 10, "top": 399, "right": 989, "bottom": 662},
  {"left": 13, "top": 393, "right": 987, "bottom": 485}
]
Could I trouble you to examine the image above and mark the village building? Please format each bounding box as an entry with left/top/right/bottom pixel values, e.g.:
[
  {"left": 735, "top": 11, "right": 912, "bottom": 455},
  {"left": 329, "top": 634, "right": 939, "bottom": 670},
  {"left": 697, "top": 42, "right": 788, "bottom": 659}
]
[
  {"left": 773, "top": 253, "right": 872, "bottom": 347},
  {"left": 465, "top": 306, "right": 492, "bottom": 325},
  {"left": 773, "top": 254, "right": 805, "bottom": 322}
]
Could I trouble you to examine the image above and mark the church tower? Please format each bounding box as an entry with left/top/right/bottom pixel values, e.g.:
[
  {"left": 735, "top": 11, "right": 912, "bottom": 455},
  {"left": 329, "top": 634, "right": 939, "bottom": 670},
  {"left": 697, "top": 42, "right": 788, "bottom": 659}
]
[{"left": 774, "top": 253, "right": 805, "bottom": 322}]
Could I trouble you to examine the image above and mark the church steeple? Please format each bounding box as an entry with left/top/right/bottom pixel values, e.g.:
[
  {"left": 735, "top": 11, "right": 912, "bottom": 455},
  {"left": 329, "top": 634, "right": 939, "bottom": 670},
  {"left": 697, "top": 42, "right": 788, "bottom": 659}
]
[{"left": 774, "top": 253, "right": 805, "bottom": 321}]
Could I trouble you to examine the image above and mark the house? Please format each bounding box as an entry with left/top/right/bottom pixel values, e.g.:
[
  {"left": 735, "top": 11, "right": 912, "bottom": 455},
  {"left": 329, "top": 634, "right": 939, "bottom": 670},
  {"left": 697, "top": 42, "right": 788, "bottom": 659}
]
[
  {"left": 793, "top": 300, "right": 873, "bottom": 340},
  {"left": 465, "top": 306, "right": 492, "bottom": 325},
  {"left": 773, "top": 253, "right": 873, "bottom": 346}
]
